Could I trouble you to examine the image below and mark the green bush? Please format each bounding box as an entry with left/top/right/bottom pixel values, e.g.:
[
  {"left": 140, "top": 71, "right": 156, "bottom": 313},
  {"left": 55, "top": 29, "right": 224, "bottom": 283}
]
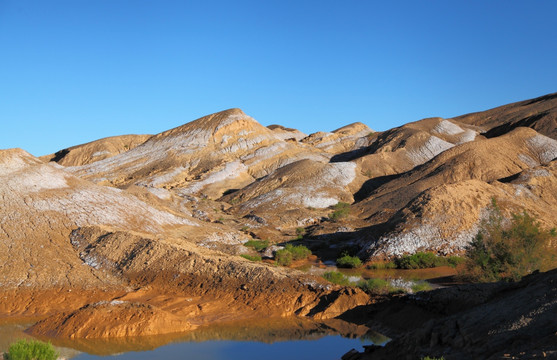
[
  {"left": 295, "top": 227, "right": 306, "bottom": 240},
  {"left": 275, "top": 249, "right": 294, "bottom": 266},
  {"left": 329, "top": 202, "right": 350, "bottom": 221},
  {"left": 393, "top": 252, "right": 465, "bottom": 269},
  {"left": 336, "top": 253, "right": 362, "bottom": 268},
  {"left": 447, "top": 256, "right": 465, "bottom": 268},
  {"left": 357, "top": 278, "right": 408, "bottom": 294},
  {"left": 240, "top": 254, "right": 262, "bottom": 261},
  {"left": 244, "top": 239, "right": 269, "bottom": 252},
  {"left": 464, "top": 200, "right": 556, "bottom": 282},
  {"left": 357, "top": 278, "right": 389, "bottom": 294},
  {"left": 411, "top": 280, "right": 433, "bottom": 293},
  {"left": 5, "top": 339, "right": 59, "bottom": 360},
  {"left": 289, "top": 244, "right": 311, "bottom": 260},
  {"left": 367, "top": 261, "right": 397, "bottom": 269},
  {"left": 275, "top": 244, "right": 311, "bottom": 266},
  {"left": 323, "top": 271, "right": 353, "bottom": 286},
  {"left": 395, "top": 252, "right": 441, "bottom": 269}
]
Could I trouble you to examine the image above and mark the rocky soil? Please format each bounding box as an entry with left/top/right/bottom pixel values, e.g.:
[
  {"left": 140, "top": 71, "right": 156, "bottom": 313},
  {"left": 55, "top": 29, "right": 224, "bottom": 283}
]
[{"left": 342, "top": 268, "right": 557, "bottom": 360}]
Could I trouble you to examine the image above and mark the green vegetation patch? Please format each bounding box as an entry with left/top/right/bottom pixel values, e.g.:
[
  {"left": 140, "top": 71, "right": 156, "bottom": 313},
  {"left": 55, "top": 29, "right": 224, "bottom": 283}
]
[
  {"left": 329, "top": 202, "right": 351, "bottom": 221},
  {"left": 355, "top": 278, "right": 409, "bottom": 295},
  {"left": 336, "top": 253, "right": 362, "bottom": 268},
  {"left": 295, "top": 227, "right": 306, "bottom": 240},
  {"left": 5, "top": 339, "right": 59, "bottom": 360},
  {"left": 394, "top": 252, "right": 464, "bottom": 269},
  {"left": 463, "top": 200, "right": 556, "bottom": 282},
  {"left": 356, "top": 278, "right": 389, "bottom": 294},
  {"left": 367, "top": 261, "right": 397, "bottom": 270},
  {"left": 322, "top": 271, "right": 353, "bottom": 286},
  {"left": 275, "top": 244, "right": 312, "bottom": 266},
  {"left": 240, "top": 254, "right": 262, "bottom": 261},
  {"left": 244, "top": 239, "right": 269, "bottom": 252},
  {"left": 411, "top": 280, "right": 433, "bottom": 293}
]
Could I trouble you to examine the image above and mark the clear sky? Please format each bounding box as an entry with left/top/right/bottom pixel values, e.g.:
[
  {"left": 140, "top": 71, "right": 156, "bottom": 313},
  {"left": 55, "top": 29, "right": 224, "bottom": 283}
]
[{"left": 1, "top": 1, "right": 556, "bottom": 156}]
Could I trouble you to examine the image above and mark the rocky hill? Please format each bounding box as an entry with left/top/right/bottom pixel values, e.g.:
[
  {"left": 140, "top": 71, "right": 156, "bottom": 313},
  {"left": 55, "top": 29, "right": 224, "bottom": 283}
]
[
  {"left": 35, "top": 92, "right": 557, "bottom": 260},
  {"left": 1, "top": 92, "right": 556, "bottom": 339}
]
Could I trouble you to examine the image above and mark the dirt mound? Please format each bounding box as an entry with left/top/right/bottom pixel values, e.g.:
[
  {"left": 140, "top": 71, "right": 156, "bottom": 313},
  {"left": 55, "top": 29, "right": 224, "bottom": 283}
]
[
  {"left": 454, "top": 92, "right": 557, "bottom": 139},
  {"left": 356, "top": 128, "right": 557, "bottom": 258},
  {"left": 353, "top": 117, "right": 480, "bottom": 179},
  {"left": 302, "top": 122, "right": 373, "bottom": 155},
  {"left": 67, "top": 108, "right": 327, "bottom": 199},
  {"left": 40, "top": 134, "right": 152, "bottom": 166},
  {"left": 0, "top": 148, "right": 195, "bottom": 289},
  {"left": 224, "top": 159, "right": 362, "bottom": 211},
  {"left": 347, "top": 268, "right": 557, "bottom": 359},
  {"left": 267, "top": 124, "right": 307, "bottom": 141},
  {"left": 28, "top": 301, "right": 195, "bottom": 338}
]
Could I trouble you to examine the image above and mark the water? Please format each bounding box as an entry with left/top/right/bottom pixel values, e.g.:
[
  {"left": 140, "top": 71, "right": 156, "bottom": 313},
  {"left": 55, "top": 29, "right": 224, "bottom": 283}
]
[
  {"left": 300, "top": 262, "right": 458, "bottom": 287},
  {"left": 73, "top": 336, "right": 368, "bottom": 360},
  {"left": 1, "top": 317, "right": 389, "bottom": 360}
]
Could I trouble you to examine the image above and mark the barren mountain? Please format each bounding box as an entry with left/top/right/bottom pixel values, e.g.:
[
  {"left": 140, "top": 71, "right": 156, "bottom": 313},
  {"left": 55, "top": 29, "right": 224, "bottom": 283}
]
[
  {"left": 453, "top": 92, "right": 557, "bottom": 139},
  {"left": 64, "top": 109, "right": 329, "bottom": 199},
  {"left": 40, "top": 134, "right": 152, "bottom": 166},
  {"left": 354, "top": 127, "right": 557, "bottom": 257},
  {"left": 2, "top": 92, "right": 557, "bottom": 342}
]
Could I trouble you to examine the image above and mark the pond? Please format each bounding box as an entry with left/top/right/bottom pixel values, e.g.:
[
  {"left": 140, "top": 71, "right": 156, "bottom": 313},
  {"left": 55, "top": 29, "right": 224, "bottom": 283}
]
[
  {"left": 0, "top": 317, "right": 390, "bottom": 360},
  {"left": 296, "top": 262, "right": 459, "bottom": 289}
]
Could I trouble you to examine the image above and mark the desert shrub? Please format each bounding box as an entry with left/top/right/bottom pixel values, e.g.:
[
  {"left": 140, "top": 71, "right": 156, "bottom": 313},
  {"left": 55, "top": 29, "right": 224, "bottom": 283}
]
[
  {"left": 323, "top": 271, "right": 352, "bottom": 286},
  {"left": 240, "top": 254, "right": 262, "bottom": 261},
  {"left": 275, "top": 248, "right": 294, "bottom": 266},
  {"left": 286, "top": 244, "right": 312, "bottom": 260},
  {"left": 394, "top": 252, "right": 465, "bottom": 269},
  {"left": 276, "top": 244, "right": 311, "bottom": 265},
  {"left": 5, "top": 339, "right": 58, "bottom": 360},
  {"left": 244, "top": 239, "right": 269, "bottom": 252},
  {"left": 329, "top": 202, "right": 350, "bottom": 221},
  {"left": 447, "top": 256, "right": 465, "bottom": 268},
  {"left": 336, "top": 253, "right": 362, "bottom": 268},
  {"left": 464, "top": 200, "right": 556, "bottom": 282},
  {"left": 357, "top": 278, "right": 391, "bottom": 294},
  {"left": 295, "top": 227, "right": 306, "bottom": 238},
  {"left": 411, "top": 280, "right": 433, "bottom": 293},
  {"left": 395, "top": 252, "right": 441, "bottom": 269},
  {"left": 367, "top": 261, "right": 397, "bottom": 269}
]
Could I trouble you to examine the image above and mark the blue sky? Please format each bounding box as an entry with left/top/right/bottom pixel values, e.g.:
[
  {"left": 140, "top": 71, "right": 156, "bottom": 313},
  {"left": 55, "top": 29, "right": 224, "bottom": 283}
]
[{"left": 1, "top": 1, "right": 556, "bottom": 156}]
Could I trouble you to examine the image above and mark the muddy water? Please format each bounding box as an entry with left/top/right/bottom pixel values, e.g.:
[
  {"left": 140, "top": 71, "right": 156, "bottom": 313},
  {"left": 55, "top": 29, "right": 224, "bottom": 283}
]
[
  {"left": 339, "top": 266, "right": 458, "bottom": 282},
  {"left": 299, "top": 262, "right": 459, "bottom": 286},
  {"left": 1, "top": 317, "right": 389, "bottom": 360}
]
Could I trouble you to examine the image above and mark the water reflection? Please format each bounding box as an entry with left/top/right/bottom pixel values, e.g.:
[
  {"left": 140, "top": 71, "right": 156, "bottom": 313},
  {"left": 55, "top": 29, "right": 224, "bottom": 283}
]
[{"left": 1, "top": 317, "right": 389, "bottom": 359}]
